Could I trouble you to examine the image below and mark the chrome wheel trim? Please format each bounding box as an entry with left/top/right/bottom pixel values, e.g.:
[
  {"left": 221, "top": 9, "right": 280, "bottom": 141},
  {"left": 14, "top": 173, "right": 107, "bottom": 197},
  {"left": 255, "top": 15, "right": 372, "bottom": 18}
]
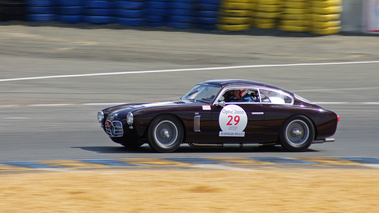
[
  {"left": 153, "top": 120, "right": 178, "bottom": 148},
  {"left": 285, "top": 119, "right": 310, "bottom": 147}
]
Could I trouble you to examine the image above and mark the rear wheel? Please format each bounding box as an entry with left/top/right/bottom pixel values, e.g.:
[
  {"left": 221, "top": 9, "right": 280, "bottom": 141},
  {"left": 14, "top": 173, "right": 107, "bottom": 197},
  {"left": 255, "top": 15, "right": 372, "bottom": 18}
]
[
  {"left": 148, "top": 115, "right": 183, "bottom": 152},
  {"left": 280, "top": 116, "right": 314, "bottom": 151}
]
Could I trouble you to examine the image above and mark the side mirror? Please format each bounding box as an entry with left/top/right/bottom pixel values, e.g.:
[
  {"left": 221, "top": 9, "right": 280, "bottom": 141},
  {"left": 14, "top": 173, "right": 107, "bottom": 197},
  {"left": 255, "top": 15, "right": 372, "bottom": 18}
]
[{"left": 215, "top": 101, "right": 226, "bottom": 107}]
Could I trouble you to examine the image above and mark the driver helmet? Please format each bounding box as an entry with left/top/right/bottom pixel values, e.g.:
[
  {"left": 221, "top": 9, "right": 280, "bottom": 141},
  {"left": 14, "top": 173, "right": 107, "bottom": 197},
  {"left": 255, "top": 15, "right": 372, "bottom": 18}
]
[{"left": 240, "top": 89, "right": 248, "bottom": 97}]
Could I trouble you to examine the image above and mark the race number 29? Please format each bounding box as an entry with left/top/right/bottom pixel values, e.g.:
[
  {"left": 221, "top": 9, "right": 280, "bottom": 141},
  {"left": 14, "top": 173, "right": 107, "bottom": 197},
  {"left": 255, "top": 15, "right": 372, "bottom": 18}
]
[
  {"left": 219, "top": 105, "right": 247, "bottom": 137},
  {"left": 227, "top": 115, "right": 240, "bottom": 125}
]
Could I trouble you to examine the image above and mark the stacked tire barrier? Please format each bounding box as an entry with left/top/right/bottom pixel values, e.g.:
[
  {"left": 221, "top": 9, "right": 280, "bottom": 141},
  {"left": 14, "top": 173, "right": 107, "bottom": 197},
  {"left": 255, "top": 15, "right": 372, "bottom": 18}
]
[
  {"left": 0, "top": 0, "right": 26, "bottom": 21},
  {"left": 85, "top": 0, "right": 115, "bottom": 24},
  {"left": 146, "top": 0, "right": 169, "bottom": 26},
  {"left": 279, "top": 0, "right": 310, "bottom": 32},
  {"left": 168, "top": 0, "right": 196, "bottom": 29},
  {"left": 26, "top": 0, "right": 57, "bottom": 22},
  {"left": 249, "top": 0, "right": 255, "bottom": 25},
  {"left": 310, "top": 0, "right": 342, "bottom": 35},
  {"left": 217, "top": 0, "right": 252, "bottom": 31},
  {"left": 196, "top": 0, "right": 220, "bottom": 30},
  {"left": 254, "top": 0, "right": 281, "bottom": 29},
  {"left": 58, "top": 0, "right": 84, "bottom": 23},
  {"left": 117, "top": 0, "right": 146, "bottom": 26},
  {"left": 1, "top": 0, "right": 343, "bottom": 35}
]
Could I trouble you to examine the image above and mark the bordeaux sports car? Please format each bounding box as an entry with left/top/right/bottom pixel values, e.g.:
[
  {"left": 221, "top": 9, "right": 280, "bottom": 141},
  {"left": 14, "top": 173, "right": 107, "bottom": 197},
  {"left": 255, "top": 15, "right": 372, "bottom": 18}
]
[{"left": 97, "top": 79, "right": 338, "bottom": 152}]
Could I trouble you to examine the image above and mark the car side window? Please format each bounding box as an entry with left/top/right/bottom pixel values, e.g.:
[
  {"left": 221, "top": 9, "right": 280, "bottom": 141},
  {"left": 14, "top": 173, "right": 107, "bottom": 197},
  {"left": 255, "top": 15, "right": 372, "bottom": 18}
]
[
  {"left": 222, "top": 89, "right": 260, "bottom": 103},
  {"left": 259, "top": 89, "right": 292, "bottom": 104}
]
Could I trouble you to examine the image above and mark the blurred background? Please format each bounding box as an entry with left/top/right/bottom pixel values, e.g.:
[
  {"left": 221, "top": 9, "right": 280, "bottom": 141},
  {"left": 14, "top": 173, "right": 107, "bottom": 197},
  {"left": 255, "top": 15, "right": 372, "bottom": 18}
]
[
  {"left": 1, "top": 1, "right": 379, "bottom": 212},
  {"left": 0, "top": 0, "right": 376, "bottom": 34}
]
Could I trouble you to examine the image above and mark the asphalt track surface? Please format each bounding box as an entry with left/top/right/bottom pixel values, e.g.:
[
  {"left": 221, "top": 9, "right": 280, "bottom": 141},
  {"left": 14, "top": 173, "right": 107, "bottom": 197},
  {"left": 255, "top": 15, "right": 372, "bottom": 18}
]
[{"left": 1, "top": 23, "right": 379, "bottom": 165}]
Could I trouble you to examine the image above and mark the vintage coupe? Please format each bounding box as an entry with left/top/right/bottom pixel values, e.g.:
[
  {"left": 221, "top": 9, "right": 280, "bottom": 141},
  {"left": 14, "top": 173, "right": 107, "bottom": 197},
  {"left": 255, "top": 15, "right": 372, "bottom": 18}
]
[{"left": 97, "top": 79, "right": 338, "bottom": 152}]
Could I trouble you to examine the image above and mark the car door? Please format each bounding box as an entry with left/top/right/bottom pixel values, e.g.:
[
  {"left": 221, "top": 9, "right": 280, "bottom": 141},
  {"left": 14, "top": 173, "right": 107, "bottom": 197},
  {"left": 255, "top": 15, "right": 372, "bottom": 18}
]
[{"left": 210, "top": 88, "right": 267, "bottom": 143}]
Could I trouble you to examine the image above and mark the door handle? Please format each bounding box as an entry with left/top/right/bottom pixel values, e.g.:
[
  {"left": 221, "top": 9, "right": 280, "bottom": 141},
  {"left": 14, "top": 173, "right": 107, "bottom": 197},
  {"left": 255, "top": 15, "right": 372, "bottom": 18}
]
[{"left": 251, "top": 112, "right": 264, "bottom": 115}]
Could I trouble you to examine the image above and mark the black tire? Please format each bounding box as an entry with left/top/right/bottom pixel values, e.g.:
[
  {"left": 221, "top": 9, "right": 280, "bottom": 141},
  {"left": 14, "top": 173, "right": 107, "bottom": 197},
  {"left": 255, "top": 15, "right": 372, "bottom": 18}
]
[
  {"left": 148, "top": 115, "right": 183, "bottom": 153},
  {"left": 280, "top": 116, "right": 315, "bottom": 151}
]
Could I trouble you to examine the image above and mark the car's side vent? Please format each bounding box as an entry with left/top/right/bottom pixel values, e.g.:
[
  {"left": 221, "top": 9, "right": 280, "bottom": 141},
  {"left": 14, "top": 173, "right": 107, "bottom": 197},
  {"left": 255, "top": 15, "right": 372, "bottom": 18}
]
[{"left": 194, "top": 115, "right": 201, "bottom": 132}]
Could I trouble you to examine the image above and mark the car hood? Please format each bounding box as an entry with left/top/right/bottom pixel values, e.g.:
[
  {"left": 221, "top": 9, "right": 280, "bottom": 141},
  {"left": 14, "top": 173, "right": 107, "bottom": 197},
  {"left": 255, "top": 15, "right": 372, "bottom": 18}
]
[
  {"left": 130, "top": 101, "right": 178, "bottom": 109},
  {"left": 103, "top": 100, "right": 204, "bottom": 115}
]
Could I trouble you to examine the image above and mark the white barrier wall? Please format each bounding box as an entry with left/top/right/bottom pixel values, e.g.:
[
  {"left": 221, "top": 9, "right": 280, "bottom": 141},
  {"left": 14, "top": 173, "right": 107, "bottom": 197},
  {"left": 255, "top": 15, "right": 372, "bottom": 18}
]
[
  {"left": 363, "top": 0, "right": 379, "bottom": 33},
  {"left": 342, "top": 0, "right": 379, "bottom": 33}
]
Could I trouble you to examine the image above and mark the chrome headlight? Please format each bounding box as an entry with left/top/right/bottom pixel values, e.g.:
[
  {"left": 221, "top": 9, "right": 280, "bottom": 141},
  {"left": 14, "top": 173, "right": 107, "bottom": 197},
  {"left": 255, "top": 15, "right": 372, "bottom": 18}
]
[
  {"left": 97, "top": 111, "right": 104, "bottom": 123},
  {"left": 126, "top": 112, "right": 134, "bottom": 125}
]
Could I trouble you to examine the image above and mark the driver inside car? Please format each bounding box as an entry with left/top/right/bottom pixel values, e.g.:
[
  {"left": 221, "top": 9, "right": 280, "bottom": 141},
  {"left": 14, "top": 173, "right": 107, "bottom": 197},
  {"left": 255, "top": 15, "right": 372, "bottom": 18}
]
[{"left": 226, "top": 89, "right": 255, "bottom": 102}]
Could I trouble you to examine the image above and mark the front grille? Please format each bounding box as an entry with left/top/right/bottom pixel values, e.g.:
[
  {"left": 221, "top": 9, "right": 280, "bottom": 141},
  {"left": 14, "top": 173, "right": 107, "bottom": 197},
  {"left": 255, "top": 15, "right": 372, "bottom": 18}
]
[{"left": 105, "top": 120, "right": 124, "bottom": 137}]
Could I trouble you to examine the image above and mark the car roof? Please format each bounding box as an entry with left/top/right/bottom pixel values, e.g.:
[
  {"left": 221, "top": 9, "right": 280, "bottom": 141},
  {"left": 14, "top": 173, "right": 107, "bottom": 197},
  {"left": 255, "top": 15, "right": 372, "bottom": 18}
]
[{"left": 199, "top": 79, "right": 293, "bottom": 94}]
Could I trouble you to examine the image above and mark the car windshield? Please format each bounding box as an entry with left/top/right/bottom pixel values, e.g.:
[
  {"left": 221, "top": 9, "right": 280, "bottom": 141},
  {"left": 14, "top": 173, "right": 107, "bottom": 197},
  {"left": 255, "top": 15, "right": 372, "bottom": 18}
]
[{"left": 181, "top": 84, "right": 221, "bottom": 103}]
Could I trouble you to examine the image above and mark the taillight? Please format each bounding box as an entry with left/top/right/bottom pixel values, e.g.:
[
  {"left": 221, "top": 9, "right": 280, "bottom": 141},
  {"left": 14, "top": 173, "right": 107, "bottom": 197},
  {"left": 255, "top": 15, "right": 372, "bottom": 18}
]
[{"left": 337, "top": 116, "right": 340, "bottom": 122}]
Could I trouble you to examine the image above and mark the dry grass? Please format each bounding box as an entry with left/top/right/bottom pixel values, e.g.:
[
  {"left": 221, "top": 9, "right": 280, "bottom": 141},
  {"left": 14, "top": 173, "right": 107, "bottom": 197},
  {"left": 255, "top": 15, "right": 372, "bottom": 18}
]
[{"left": 0, "top": 169, "right": 379, "bottom": 212}]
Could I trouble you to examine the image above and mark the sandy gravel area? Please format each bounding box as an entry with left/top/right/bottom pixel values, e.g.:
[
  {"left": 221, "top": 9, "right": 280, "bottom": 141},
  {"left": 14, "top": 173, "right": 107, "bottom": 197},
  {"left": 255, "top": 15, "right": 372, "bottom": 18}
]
[{"left": 1, "top": 169, "right": 378, "bottom": 212}]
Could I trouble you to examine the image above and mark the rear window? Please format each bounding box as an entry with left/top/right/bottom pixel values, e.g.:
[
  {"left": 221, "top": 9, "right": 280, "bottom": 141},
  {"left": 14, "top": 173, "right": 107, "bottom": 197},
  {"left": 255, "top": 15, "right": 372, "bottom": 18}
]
[{"left": 259, "top": 89, "right": 293, "bottom": 104}]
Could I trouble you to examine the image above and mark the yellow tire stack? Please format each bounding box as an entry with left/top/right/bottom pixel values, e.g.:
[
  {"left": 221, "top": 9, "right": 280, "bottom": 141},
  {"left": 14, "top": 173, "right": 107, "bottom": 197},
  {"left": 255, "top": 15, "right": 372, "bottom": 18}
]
[
  {"left": 253, "top": 0, "right": 282, "bottom": 29},
  {"left": 217, "top": 0, "right": 253, "bottom": 31},
  {"left": 279, "top": 0, "right": 310, "bottom": 32},
  {"left": 249, "top": 0, "right": 256, "bottom": 25},
  {"left": 310, "top": 0, "right": 342, "bottom": 35}
]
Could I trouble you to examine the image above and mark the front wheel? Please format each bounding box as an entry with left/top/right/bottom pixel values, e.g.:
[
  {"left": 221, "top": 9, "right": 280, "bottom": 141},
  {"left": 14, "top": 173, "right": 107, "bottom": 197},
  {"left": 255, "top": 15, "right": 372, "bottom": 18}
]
[
  {"left": 280, "top": 116, "right": 315, "bottom": 151},
  {"left": 148, "top": 115, "right": 184, "bottom": 152}
]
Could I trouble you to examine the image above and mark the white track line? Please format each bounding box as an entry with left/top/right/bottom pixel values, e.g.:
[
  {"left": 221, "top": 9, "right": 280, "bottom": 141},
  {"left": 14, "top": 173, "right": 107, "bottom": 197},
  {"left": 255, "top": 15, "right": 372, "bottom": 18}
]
[
  {"left": 1, "top": 102, "right": 379, "bottom": 108},
  {"left": 81, "top": 103, "right": 128, "bottom": 106},
  {"left": 294, "top": 86, "right": 379, "bottom": 92},
  {"left": 1, "top": 61, "right": 379, "bottom": 82},
  {"left": 28, "top": 104, "right": 73, "bottom": 107}
]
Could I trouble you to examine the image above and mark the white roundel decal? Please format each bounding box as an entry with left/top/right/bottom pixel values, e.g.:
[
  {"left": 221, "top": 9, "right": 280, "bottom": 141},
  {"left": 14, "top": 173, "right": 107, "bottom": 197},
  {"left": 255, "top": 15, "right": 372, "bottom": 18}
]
[{"left": 219, "top": 105, "right": 247, "bottom": 137}]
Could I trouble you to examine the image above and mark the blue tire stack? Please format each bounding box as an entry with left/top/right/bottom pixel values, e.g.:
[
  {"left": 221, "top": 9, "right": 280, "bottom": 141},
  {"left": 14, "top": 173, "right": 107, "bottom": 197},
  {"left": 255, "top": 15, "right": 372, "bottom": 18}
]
[
  {"left": 26, "top": 0, "right": 57, "bottom": 22},
  {"left": 146, "top": 0, "right": 169, "bottom": 27},
  {"left": 57, "top": 0, "right": 84, "bottom": 23},
  {"left": 85, "top": 0, "right": 115, "bottom": 24},
  {"left": 168, "top": 0, "right": 196, "bottom": 29},
  {"left": 196, "top": 0, "right": 220, "bottom": 30},
  {"left": 116, "top": 0, "right": 145, "bottom": 26}
]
